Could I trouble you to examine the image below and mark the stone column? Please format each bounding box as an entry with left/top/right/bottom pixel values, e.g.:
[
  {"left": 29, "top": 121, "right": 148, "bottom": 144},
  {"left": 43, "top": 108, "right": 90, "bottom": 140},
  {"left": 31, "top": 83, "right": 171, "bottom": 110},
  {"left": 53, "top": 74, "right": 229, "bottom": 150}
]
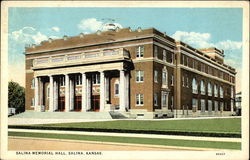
[
  {"left": 81, "top": 72, "right": 87, "bottom": 112},
  {"left": 53, "top": 78, "right": 58, "bottom": 111},
  {"left": 69, "top": 76, "right": 75, "bottom": 111},
  {"left": 100, "top": 71, "right": 105, "bottom": 111},
  {"left": 39, "top": 77, "right": 44, "bottom": 111},
  {"left": 65, "top": 74, "right": 70, "bottom": 112},
  {"left": 49, "top": 75, "right": 54, "bottom": 112},
  {"left": 34, "top": 76, "right": 39, "bottom": 112},
  {"left": 105, "top": 76, "right": 109, "bottom": 102},
  {"left": 125, "top": 72, "right": 129, "bottom": 110},
  {"left": 119, "top": 70, "right": 125, "bottom": 111},
  {"left": 86, "top": 78, "right": 91, "bottom": 111}
]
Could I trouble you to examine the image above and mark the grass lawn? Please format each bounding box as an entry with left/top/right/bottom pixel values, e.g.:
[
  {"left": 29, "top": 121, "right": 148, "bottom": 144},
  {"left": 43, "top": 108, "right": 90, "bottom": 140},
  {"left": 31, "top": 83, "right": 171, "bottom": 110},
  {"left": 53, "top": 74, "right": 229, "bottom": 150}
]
[
  {"left": 31, "top": 118, "right": 241, "bottom": 134},
  {"left": 9, "top": 131, "right": 241, "bottom": 150}
]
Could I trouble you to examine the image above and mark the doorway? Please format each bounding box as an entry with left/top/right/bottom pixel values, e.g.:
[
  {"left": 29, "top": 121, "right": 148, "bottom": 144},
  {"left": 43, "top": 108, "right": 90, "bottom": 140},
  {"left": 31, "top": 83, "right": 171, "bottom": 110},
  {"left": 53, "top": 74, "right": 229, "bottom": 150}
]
[{"left": 92, "top": 95, "right": 100, "bottom": 112}]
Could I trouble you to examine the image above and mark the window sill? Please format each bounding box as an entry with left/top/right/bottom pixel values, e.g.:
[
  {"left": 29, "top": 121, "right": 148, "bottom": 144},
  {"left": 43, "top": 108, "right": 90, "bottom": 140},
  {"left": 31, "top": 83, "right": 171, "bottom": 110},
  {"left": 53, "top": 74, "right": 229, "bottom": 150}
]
[
  {"left": 136, "top": 104, "right": 144, "bottom": 106},
  {"left": 136, "top": 81, "right": 144, "bottom": 83}
]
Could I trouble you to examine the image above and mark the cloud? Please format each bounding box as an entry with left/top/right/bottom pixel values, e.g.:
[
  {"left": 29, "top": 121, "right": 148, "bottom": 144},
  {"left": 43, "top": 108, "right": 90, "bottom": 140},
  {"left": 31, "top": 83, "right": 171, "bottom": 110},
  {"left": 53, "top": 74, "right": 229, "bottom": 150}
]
[
  {"left": 51, "top": 26, "right": 60, "bottom": 32},
  {"left": 171, "top": 31, "right": 242, "bottom": 50},
  {"left": 10, "top": 27, "right": 49, "bottom": 45},
  {"left": 78, "top": 18, "right": 122, "bottom": 32}
]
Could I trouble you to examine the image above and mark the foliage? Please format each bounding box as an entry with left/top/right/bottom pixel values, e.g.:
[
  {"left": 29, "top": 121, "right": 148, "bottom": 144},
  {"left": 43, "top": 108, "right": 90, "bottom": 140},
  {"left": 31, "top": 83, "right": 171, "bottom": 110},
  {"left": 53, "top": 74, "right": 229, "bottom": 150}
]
[{"left": 8, "top": 81, "right": 25, "bottom": 113}]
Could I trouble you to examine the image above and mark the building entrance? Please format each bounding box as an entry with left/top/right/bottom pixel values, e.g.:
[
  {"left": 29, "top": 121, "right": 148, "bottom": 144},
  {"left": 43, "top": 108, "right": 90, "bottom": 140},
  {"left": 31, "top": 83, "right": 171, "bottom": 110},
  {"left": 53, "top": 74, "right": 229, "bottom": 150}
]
[
  {"left": 58, "top": 97, "right": 65, "bottom": 111},
  {"left": 74, "top": 96, "right": 82, "bottom": 111},
  {"left": 92, "top": 95, "right": 100, "bottom": 112}
]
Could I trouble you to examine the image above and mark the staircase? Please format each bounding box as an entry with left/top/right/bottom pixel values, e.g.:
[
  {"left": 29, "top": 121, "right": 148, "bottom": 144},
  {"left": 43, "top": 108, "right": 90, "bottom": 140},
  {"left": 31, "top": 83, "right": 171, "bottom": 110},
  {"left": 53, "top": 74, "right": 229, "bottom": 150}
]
[{"left": 109, "top": 111, "right": 129, "bottom": 119}]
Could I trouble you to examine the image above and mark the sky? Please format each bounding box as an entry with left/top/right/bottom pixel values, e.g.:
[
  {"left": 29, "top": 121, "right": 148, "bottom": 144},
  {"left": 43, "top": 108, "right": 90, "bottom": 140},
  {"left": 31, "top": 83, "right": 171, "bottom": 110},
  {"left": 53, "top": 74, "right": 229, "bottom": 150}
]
[{"left": 8, "top": 7, "right": 243, "bottom": 92}]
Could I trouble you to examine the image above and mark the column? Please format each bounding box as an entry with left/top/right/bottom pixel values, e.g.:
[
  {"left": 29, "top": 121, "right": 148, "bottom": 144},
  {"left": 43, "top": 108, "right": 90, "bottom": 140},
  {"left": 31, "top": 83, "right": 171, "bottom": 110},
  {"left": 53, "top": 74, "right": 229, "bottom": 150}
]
[
  {"left": 65, "top": 74, "right": 70, "bottom": 112},
  {"left": 39, "top": 77, "right": 44, "bottom": 111},
  {"left": 81, "top": 72, "right": 87, "bottom": 112},
  {"left": 34, "top": 76, "right": 39, "bottom": 112},
  {"left": 69, "top": 76, "right": 74, "bottom": 111},
  {"left": 100, "top": 71, "right": 105, "bottom": 111},
  {"left": 125, "top": 72, "right": 129, "bottom": 110},
  {"left": 86, "top": 78, "right": 91, "bottom": 110},
  {"left": 119, "top": 70, "right": 126, "bottom": 111},
  {"left": 49, "top": 75, "right": 54, "bottom": 112},
  {"left": 53, "top": 78, "right": 58, "bottom": 111},
  {"left": 105, "top": 76, "right": 110, "bottom": 102}
]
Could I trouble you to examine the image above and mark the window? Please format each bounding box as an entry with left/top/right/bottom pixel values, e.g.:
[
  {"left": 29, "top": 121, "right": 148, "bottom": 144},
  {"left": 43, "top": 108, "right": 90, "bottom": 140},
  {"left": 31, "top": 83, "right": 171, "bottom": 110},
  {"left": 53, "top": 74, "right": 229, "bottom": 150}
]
[
  {"left": 214, "top": 84, "right": 218, "bottom": 97},
  {"left": 170, "top": 75, "right": 174, "bottom": 86},
  {"left": 186, "top": 57, "right": 189, "bottom": 66},
  {"left": 201, "top": 99, "right": 205, "bottom": 112},
  {"left": 200, "top": 80, "right": 205, "bottom": 95},
  {"left": 170, "top": 53, "right": 174, "bottom": 64},
  {"left": 208, "top": 100, "right": 212, "bottom": 112},
  {"left": 92, "top": 73, "right": 100, "bottom": 85},
  {"left": 220, "top": 86, "right": 224, "bottom": 98},
  {"left": 171, "top": 96, "right": 174, "bottom": 110},
  {"left": 114, "top": 80, "right": 119, "bottom": 96},
  {"left": 162, "top": 71, "right": 167, "bottom": 85},
  {"left": 208, "top": 82, "right": 212, "bottom": 96},
  {"left": 31, "top": 79, "right": 35, "bottom": 89},
  {"left": 182, "top": 55, "right": 185, "bottom": 65},
  {"left": 192, "top": 98, "right": 198, "bottom": 112},
  {"left": 214, "top": 101, "right": 218, "bottom": 112},
  {"left": 192, "top": 60, "right": 195, "bottom": 68},
  {"left": 186, "top": 77, "right": 189, "bottom": 88},
  {"left": 136, "top": 46, "right": 144, "bottom": 58},
  {"left": 154, "top": 70, "right": 158, "bottom": 83},
  {"left": 162, "top": 92, "right": 167, "bottom": 106},
  {"left": 75, "top": 74, "right": 82, "bottom": 86},
  {"left": 136, "top": 94, "right": 144, "bottom": 106},
  {"left": 59, "top": 76, "right": 65, "bottom": 86},
  {"left": 154, "top": 46, "right": 158, "bottom": 58},
  {"left": 154, "top": 93, "right": 158, "bottom": 106},
  {"left": 163, "top": 50, "right": 166, "bottom": 62},
  {"left": 220, "top": 102, "right": 224, "bottom": 112},
  {"left": 192, "top": 78, "right": 198, "bottom": 94},
  {"left": 136, "top": 71, "right": 144, "bottom": 82},
  {"left": 182, "top": 76, "right": 185, "bottom": 87},
  {"left": 220, "top": 72, "right": 223, "bottom": 79}
]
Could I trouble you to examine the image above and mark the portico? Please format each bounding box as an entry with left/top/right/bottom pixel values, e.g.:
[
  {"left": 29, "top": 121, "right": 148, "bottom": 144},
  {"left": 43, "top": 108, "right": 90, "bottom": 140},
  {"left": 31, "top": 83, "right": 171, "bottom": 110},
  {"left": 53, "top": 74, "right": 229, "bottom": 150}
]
[{"left": 33, "top": 62, "right": 131, "bottom": 112}]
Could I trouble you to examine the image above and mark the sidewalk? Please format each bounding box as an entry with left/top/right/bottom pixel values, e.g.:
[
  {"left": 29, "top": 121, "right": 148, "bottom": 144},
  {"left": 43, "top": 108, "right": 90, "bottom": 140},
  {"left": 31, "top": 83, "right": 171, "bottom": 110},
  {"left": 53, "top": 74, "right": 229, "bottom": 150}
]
[{"left": 8, "top": 128, "right": 241, "bottom": 143}]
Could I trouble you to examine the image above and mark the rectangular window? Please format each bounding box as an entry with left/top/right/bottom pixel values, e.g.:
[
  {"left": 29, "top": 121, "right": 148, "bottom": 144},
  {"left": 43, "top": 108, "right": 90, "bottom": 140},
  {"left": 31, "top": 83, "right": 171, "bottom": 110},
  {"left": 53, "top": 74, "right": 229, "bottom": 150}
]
[
  {"left": 154, "top": 93, "right": 158, "bottom": 106},
  {"left": 162, "top": 93, "right": 167, "bottom": 106},
  {"left": 182, "top": 55, "right": 185, "bottom": 65},
  {"left": 192, "top": 98, "right": 198, "bottom": 112},
  {"left": 186, "top": 57, "right": 189, "bottom": 66},
  {"left": 136, "top": 46, "right": 144, "bottom": 58},
  {"left": 214, "top": 101, "right": 218, "bottom": 112},
  {"left": 154, "top": 70, "right": 158, "bottom": 83},
  {"left": 163, "top": 50, "right": 166, "bottom": 62},
  {"left": 201, "top": 99, "right": 205, "bottom": 112},
  {"left": 31, "top": 98, "right": 35, "bottom": 107},
  {"left": 136, "top": 94, "right": 144, "bottom": 106},
  {"left": 115, "top": 83, "right": 119, "bottom": 96},
  {"left": 186, "top": 77, "right": 189, "bottom": 88},
  {"left": 154, "top": 46, "right": 158, "bottom": 58},
  {"left": 136, "top": 71, "right": 144, "bottom": 83},
  {"left": 75, "top": 75, "right": 82, "bottom": 86},
  {"left": 171, "top": 96, "right": 174, "bottom": 109},
  {"left": 170, "top": 53, "right": 174, "bottom": 64},
  {"left": 60, "top": 76, "right": 65, "bottom": 86},
  {"left": 208, "top": 100, "right": 212, "bottom": 112},
  {"left": 171, "top": 75, "right": 174, "bottom": 86},
  {"left": 182, "top": 76, "right": 185, "bottom": 87},
  {"left": 92, "top": 73, "right": 100, "bottom": 85}
]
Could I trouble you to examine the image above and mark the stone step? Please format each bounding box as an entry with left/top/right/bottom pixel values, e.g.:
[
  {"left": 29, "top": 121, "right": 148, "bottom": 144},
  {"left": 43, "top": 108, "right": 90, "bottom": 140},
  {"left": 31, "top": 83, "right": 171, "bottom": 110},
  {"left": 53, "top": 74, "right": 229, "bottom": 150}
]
[{"left": 11, "top": 111, "right": 112, "bottom": 119}]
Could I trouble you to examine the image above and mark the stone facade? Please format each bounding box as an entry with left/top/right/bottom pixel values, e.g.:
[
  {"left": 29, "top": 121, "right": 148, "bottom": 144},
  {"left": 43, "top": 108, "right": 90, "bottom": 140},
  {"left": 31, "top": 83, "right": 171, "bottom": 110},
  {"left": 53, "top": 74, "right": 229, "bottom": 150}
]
[{"left": 25, "top": 27, "right": 236, "bottom": 119}]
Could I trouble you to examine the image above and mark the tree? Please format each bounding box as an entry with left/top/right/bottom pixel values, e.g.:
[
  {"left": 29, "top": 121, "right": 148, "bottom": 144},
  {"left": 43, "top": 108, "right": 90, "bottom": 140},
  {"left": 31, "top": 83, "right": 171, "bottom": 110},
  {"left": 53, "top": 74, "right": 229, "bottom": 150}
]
[{"left": 8, "top": 81, "right": 25, "bottom": 113}]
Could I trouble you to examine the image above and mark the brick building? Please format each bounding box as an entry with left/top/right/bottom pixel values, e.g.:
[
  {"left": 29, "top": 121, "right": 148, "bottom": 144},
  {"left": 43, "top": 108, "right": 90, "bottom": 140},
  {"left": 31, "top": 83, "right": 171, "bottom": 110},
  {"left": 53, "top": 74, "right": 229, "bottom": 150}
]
[{"left": 25, "top": 27, "right": 236, "bottom": 118}]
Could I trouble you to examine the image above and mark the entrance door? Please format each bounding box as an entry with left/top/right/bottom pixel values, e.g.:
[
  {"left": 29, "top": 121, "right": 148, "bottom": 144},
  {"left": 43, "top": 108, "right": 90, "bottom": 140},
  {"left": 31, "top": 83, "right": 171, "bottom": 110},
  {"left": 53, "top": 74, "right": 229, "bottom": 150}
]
[
  {"left": 74, "top": 96, "right": 82, "bottom": 111},
  {"left": 92, "top": 95, "right": 100, "bottom": 112},
  {"left": 58, "top": 97, "right": 65, "bottom": 111}
]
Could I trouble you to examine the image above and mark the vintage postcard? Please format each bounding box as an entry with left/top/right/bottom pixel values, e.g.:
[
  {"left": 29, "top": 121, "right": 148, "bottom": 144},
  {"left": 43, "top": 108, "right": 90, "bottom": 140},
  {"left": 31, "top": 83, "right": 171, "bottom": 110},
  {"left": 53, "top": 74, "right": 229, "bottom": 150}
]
[{"left": 1, "top": 1, "right": 249, "bottom": 160}]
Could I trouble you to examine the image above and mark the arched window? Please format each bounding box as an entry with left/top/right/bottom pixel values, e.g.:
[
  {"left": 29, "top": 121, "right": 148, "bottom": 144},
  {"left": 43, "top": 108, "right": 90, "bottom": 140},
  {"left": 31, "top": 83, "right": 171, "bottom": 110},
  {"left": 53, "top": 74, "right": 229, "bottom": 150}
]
[
  {"left": 192, "top": 78, "right": 198, "bottom": 94},
  {"left": 214, "top": 84, "right": 218, "bottom": 97},
  {"left": 208, "top": 82, "right": 212, "bottom": 96},
  {"left": 220, "top": 86, "right": 224, "bottom": 98},
  {"left": 200, "top": 80, "right": 205, "bottom": 95}
]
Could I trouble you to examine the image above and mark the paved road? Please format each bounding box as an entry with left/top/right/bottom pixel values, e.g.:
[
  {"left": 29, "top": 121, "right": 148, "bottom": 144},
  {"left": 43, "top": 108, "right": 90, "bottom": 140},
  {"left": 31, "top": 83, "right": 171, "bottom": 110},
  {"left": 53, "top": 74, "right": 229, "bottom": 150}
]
[{"left": 8, "top": 137, "right": 198, "bottom": 151}]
